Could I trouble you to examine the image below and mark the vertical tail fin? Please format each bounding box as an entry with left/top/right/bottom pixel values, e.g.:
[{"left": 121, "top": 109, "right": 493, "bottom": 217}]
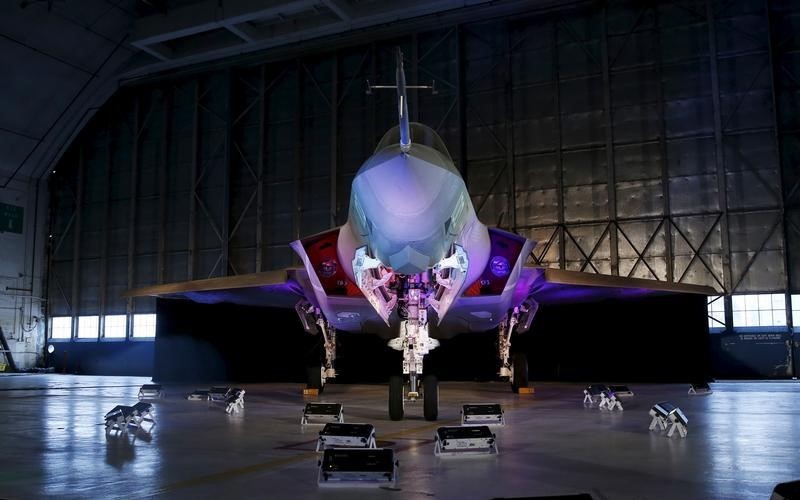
[
  {"left": 366, "top": 48, "right": 435, "bottom": 152},
  {"left": 396, "top": 48, "right": 411, "bottom": 153}
]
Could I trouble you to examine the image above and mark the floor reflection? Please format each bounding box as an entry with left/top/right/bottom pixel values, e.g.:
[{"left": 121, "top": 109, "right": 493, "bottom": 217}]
[
  {"left": 706, "top": 383, "right": 800, "bottom": 498},
  {"left": 39, "top": 376, "right": 160, "bottom": 496},
  {"left": 4, "top": 375, "right": 800, "bottom": 499},
  {"left": 105, "top": 432, "right": 135, "bottom": 469}
]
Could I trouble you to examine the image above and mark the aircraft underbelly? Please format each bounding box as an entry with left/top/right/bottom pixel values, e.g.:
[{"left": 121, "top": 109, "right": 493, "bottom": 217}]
[{"left": 323, "top": 292, "right": 515, "bottom": 339}]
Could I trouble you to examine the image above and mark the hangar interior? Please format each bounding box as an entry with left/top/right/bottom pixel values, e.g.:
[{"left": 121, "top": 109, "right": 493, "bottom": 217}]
[
  {"left": 3, "top": 0, "right": 800, "bottom": 498},
  {"left": 1, "top": 0, "right": 796, "bottom": 378}
]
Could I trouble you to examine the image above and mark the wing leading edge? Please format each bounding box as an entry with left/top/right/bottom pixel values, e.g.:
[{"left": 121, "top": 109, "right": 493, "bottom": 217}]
[
  {"left": 516, "top": 267, "right": 715, "bottom": 306},
  {"left": 122, "top": 269, "right": 308, "bottom": 309}
]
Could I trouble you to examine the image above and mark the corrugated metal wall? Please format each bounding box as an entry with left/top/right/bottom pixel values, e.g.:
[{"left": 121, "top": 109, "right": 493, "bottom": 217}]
[{"left": 47, "top": 0, "right": 800, "bottom": 319}]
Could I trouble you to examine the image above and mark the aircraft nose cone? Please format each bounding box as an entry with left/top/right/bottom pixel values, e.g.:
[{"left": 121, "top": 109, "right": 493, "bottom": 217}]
[
  {"left": 350, "top": 146, "right": 474, "bottom": 274},
  {"left": 389, "top": 245, "right": 430, "bottom": 274}
]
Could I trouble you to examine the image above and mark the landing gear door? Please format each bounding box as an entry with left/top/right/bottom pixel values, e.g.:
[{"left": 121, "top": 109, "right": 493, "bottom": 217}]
[
  {"left": 352, "top": 246, "right": 396, "bottom": 325},
  {"left": 430, "top": 245, "right": 469, "bottom": 324}
]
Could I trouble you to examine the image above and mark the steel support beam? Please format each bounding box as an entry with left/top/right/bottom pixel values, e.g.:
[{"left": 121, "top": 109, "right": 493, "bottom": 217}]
[
  {"left": 256, "top": 65, "right": 266, "bottom": 272},
  {"left": 331, "top": 53, "right": 339, "bottom": 227},
  {"left": 99, "top": 123, "right": 112, "bottom": 331},
  {"left": 127, "top": 98, "right": 140, "bottom": 332},
  {"left": 222, "top": 70, "right": 233, "bottom": 276},
  {"left": 654, "top": 6, "right": 674, "bottom": 283},
  {"left": 132, "top": 0, "right": 320, "bottom": 46},
  {"left": 225, "top": 23, "right": 259, "bottom": 43},
  {"left": 70, "top": 146, "right": 84, "bottom": 335},
  {"left": 505, "top": 22, "right": 516, "bottom": 233},
  {"left": 456, "top": 25, "right": 467, "bottom": 181},
  {"left": 707, "top": 1, "right": 733, "bottom": 294},
  {"left": 764, "top": 0, "right": 793, "bottom": 335},
  {"left": 601, "top": 7, "right": 619, "bottom": 275},
  {"left": 321, "top": 0, "right": 354, "bottom": 21},
  {"left": 188, "top": 81, "right": 199, "bottom": 280},
  {"left": 554, "top": 20, "right": 565, "bottom": 269},
  {"left": 158, "top": 89, "right": 171, "bottom": 284},
  {"left": 294, "top": 60, "right": 305, "bottom": 246}
]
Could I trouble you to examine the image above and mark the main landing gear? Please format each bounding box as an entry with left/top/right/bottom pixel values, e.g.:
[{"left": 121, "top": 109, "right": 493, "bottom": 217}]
[
  {"left": 498, "top": 301, "right": 538, "bottom": 393},
  {"left": 298, "top": 302, "right": 337, "bottom": 392}
]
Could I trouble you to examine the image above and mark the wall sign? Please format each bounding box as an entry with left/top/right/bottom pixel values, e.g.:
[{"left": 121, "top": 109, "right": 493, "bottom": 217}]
[{"left": 0, "top": 202, "right": 23, "bottom": 234}]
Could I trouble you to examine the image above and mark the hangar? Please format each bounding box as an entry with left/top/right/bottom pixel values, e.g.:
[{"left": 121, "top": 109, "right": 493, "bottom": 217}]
[{"left": 1, "top": 0, "right": 800, "bottom": 497}]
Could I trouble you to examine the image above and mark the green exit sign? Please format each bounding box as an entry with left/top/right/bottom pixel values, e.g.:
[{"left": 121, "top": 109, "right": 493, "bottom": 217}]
[{"left": 0, "top": 202, "right": 23, "bottom": 234}]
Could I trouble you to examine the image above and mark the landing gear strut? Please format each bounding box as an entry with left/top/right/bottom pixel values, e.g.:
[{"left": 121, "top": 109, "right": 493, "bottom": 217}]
[
  {"left": 297, "top": 302, "right": 338, "bottom": 391},
  {"left": 316, "top": 317, "right": 337, "bottom": 382},
  {"left": 352, "top": 245, "right": 467, "bottom": 421},
  {"left": 387, "top": 283, "right": 440, "bottom": 420},
  {"left": 498, "top": 300, "right": 538, "bottom": 393}
]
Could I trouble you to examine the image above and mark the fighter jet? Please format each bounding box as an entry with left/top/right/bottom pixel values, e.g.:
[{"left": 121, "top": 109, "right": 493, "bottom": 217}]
[{"left": 127, "top": 49, "right": 712, "bottom": 421}]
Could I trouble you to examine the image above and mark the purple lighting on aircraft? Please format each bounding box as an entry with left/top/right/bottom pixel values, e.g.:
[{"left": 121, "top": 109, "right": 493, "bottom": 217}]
[
  {"left": 318, "top": 259, "right": 338, "bottom": 278},
  {"left": 489, "top": 256, "right": 510, "bottom": 278}
]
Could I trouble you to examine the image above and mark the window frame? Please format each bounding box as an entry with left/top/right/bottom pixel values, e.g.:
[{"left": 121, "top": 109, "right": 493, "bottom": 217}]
[
  {"left": 731, "top": 293, "right": 787, "bottom": 331},
  {"left": 76, "top": 315, "right": 100, "bottom": 340},
  {"left": 102, "top": 314, "right": 128, "bottom": 340},
  {"left": 49, "top": 316, "right": 73, "bottom": 341},
  {"left": 707, "top": 295, "right": 726, "bottom": 332},
  {"left": 131, "top": 313, "right": 157, "bottom": 340}
]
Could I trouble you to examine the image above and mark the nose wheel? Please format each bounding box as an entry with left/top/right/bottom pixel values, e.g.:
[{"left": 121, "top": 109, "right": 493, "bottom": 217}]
[{"left": 388, "top": 374, "right": 439, "bottom": 421}]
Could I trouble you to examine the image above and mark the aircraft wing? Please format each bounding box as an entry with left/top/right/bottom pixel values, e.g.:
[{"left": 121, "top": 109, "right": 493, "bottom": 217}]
[
  {"left": 439, "top": 265, "right": 714, "bottom": 336},
  {"left": 122, "top": 269, "right": 309, "bottom": 309},
  {"left": 515, "top": 266, "right": 715, "bottom": 306},
  {"left": 123, "top": 267, "right": 385, "bottom": 334}
]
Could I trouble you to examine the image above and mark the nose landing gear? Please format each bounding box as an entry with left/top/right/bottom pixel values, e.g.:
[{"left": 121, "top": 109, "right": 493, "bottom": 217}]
[{"left": 387, "top": 287, "right": 440, "bottom": 420}]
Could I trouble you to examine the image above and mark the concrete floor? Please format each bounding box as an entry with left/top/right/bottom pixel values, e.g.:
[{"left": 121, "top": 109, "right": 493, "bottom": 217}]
[{"left": 1, "top": 375, "right": 799, "bottom": 499}]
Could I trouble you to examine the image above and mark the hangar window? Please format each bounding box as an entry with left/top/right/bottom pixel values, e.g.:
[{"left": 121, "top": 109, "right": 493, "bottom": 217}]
[
  {"left": 793, "top": 295, "right": 800, "bottom": 329},
  {"left": 103, "top": 315, "right": 127, "bottom": 339},
  {"left": 132, "top": 314, "right": 156, "bottom": 339},
  {"left": 50, "top": 317, "right": 72, "bottom": 340},
  {"left": 77, "top": 316, "right": 100, "bottom": 339},
  {"left": 731, "top": 294, "right": 786, "bottom": 328},
  {"left": 707, "top": 296, "right": 725, "bottom": 330}
]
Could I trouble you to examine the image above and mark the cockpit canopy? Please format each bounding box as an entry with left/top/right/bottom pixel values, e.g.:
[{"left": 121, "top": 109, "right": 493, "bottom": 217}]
[
  {"left": 375, "top": 123, "right": 452, "bottom": 160},
  {"left": 348, "top": 122, "right": 473, "bottom": 274}
]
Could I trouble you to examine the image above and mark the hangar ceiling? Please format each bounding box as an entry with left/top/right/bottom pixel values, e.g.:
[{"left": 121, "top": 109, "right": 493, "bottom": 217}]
[
  {"left": 0, "top": 0, "right": 135, "bottom": 187},
  {"left": 1, "top": 0, "right": 562, "bottom": 188}
]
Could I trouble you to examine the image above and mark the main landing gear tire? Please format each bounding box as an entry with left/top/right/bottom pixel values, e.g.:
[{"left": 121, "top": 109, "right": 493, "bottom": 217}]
[
  {"left": 511, "top": 353, "right": 529, "bottom": 393},
  {"left": 389, "top": 375, "right": 404, "bottom": 421},
  {"left": 423, "top": 375, "right": 439, "bottom": 421},
  {"left": 307, "top": 365, "right": 323, "bottom": 392}
]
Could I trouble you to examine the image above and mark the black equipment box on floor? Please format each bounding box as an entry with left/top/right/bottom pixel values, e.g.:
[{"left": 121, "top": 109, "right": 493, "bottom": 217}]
[
  {"left": 608, "top": 385, "right": 634, "bottom": 397},
  {"left": 462, "top": 403, "right": 505, "bottom": 426},
  {"left": 317, "top": 423, "right": 376, "bottom": 451},
  {"left": 302, "top": 403, "right": 344, "bottom": 425},
  {"left": 318, "top": 448, "right": 397, "bottom": 486},
  {"left": 138, "top": 384, "right": 163, "bottom": 399},
  {"left": 435, "top": 425, "right": 497, "bottom": 456}
]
